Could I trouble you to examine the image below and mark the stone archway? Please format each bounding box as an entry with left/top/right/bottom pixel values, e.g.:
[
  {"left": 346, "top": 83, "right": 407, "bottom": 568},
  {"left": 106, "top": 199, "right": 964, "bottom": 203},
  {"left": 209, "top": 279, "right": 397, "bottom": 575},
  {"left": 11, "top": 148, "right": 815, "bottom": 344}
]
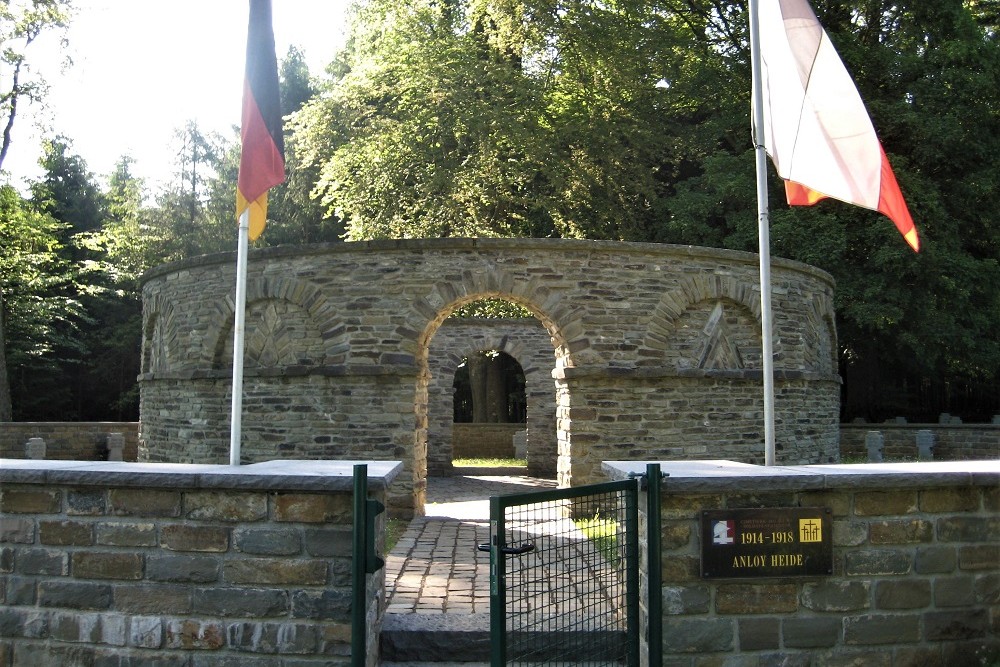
[
  {"left": 139, "top": 238, "right": 841, "bottom": 517},
  {"left": 426, "top": 317, "right": 556, "bottom": 476}
]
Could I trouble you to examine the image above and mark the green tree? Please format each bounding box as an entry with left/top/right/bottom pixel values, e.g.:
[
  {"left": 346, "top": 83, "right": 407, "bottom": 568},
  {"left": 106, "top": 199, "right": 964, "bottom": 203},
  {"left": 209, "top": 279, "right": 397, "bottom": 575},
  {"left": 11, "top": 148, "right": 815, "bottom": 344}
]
[
  {"left": 0, "top": 184, "right": 86, "bottom": 419},
  {"left": 0, "top": 0, "right": 72, "bottom": 170}
]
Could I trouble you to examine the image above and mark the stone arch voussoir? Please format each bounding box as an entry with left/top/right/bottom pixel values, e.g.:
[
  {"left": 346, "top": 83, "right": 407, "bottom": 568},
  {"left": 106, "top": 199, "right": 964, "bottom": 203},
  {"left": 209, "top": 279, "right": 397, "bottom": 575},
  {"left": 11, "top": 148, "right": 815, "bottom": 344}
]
[
  {"left": 204, "top": 277, "right": 346, "bottom": 368},
  {"left": 644, "top": 274, "right": 763, "bottom": 358}
]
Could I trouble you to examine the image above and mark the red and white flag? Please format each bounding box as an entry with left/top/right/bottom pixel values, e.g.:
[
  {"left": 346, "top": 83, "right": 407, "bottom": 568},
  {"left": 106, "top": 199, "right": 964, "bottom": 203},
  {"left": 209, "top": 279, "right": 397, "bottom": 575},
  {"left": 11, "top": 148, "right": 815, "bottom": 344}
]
[{"left": 755, "top": 0, "right": 920, "bottom": 252}]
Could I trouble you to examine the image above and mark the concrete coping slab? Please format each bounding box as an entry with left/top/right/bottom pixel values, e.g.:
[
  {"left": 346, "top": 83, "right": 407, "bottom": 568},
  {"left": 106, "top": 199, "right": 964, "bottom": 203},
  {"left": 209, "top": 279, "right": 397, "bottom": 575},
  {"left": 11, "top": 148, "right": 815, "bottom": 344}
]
[
  {"left": 0, "top": 458, "right": 403, "bottom": 492},
  {"left": 602, "top": 459, "right": 1000, "bottom": 493}
]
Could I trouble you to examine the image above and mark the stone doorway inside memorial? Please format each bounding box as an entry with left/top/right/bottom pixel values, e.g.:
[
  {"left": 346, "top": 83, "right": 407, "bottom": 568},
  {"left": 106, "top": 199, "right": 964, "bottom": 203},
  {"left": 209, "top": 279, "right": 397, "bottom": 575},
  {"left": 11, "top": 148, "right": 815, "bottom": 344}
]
[{"left": 423, "top": 307, "right": 562, "bottom": 482}]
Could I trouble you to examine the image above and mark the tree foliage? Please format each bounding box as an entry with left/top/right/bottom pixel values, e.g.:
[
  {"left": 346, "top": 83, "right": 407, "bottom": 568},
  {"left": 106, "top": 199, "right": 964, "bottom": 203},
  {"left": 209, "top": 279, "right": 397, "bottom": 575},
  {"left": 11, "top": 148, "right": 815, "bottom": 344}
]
[
  {"left": 292, "top": 0, "right": 1000, "bottom": 420},
  {"left": 1, "top": 1, "right": 997, "bottom": 423}
]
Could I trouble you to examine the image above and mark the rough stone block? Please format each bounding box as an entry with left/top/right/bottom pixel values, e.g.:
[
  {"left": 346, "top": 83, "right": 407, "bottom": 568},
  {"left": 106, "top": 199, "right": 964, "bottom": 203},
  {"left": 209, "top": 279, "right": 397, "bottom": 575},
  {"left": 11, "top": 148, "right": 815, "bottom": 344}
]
[
  {"left": 184, "top": 491, "right": 267, "bottom": 522},
  {"left": 833, "top": 520, "right": 868, "bottom": 547},
  {"left": 662, "top": 585, "right": 711, "bottom": 615},
  {"left": 924, "top": 609, "right": 989, "bottom": 640},
  {"left": 193, "top": 588, "right": 290, "bottom": 617},
  {"left": 71, "top": 552, "right": 143, "bottom": 580},
  {"left": 226, "top": 621, "right": 318, "bottom": 654},
  {"left": 163, "top": 619, "right": 225, "bottom": 650},
  {"left": 49, "top": 611, "right": 101, "bottom": 643},
  {"left": 919, "top": 488, "right": 980, "bottom": 513},
  {"left": 716, "top": 584, "right": 798, "bottom": 614},
  {"left": 113, "top": 583, "right": 192, "bottom": 614},
  {"left": 974, "top": 572, "right": 1000, "bottom": 605},
  {"left": 936, "top": 516, "right": 999, "bottom": 543},
  {"left": 843, "top": 613, "right": 919, "bottom": 645},
  {"left": 235, "top": 527, "right": 301, "bottom": 555},
  {"left": 799, "top": 490, "right": 850, "bottom": 517},
  {"left": 660, "top": 495, "right": 722, "bottom": 519},
  {"left": 95, "top": 521, "right": 156, "bottom": 547},
  {"left": 4, "top": 576, "right": 36, "bottom": 606},
  {"left": 0, "top": 518, "right": 35, "bottom": 544},
  {"left": 146, "top": 554, "right": 219, "bottom": 583},
  {"left": 661, "top": 555, "right": 700, "bottom": 583},
  {"left": 801, "top": 581, "right": 870, "bottom": 612},
  {"left": 661, "top": 618, "right": 734, "bottom": 653},
  {"left": 39, "top": 521, "right": 94, "bottom": 546},
  {"left": 845, "top": 550, "right": 911, "bottom": 576},
  {"left": 738, "top": 617, "right": 779, "bottom": 651},
  {"left": 890, "top": 646, "right": 944, "bottom": 667},
  {"left": 273, "top": 493, "right": 351, "bottom": 523},
  {"left": 161, "top": 524, "right": 230, "bottom": 552},
  {"left": 108, "top": 489, "right": 180, "bottom": 518},
  {"left": 38, "top": 581, "right": 113, "bottom": 610},
  {"left": 0, "top": 608, "right": 48, "bottom": 639},
  {"left": 661, "top": 521, "right": 692, "bottom": 550},
  {"left": 869, "top": 519, "right": 933, "bottom": 544},
  {"left": 782, "top": 617, "right": 841, "bottom": 648},
  {"left": 302, "top": 527, "right": 350, "bottom": 558},
  {"left": 290, "top": 590, "right": 352, "bottom": 621},
  {"left": 100, "top": 614, "right": 128, "bottom": 646},
  {"left": 914, "top": 546, "right": 957, "bottom": 574},
  {"left": 0, "top": 489, "right": 60, "bottom": 514},
  {"left": 128, "top": 615, "right": 163, "bottom": 649},
  {"left": 959, "top": 545, "right": 999, "bottom": 571},
  {"left": 854, "top": 491, "right": 917, "bottom": 517},
  {"left": 19, "top": 548, "right": 69, "bottom": 576},
  {"left": 874, "top": 579, "right": 931, "bottom": 609},
  {"left": 67, "top": 489, "right": 105, "bottom": 516},
  {"left": 934, "top": 576, "right": 976, "bottom": 607},
  {"left": 0, "top": 547, "right": 12, "bottom": 574},
  {"left": 224, "top": 558, "right": 327, "bottom": 585}
]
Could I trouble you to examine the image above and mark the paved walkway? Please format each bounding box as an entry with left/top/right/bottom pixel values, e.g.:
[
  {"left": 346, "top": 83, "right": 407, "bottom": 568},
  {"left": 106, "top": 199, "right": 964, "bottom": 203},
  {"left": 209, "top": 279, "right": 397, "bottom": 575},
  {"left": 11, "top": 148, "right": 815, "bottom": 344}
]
[{"left": 384, "top": 473, "right": 557, "bottom": 615}]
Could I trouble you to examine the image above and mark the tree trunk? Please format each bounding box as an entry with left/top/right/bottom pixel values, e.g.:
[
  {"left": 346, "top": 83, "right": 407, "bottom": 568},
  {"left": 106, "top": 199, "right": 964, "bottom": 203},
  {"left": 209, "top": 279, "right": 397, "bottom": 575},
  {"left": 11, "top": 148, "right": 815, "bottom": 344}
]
[
  {"left": 0, "top": 288, "right": 12, "bottom": 421},
  {"left": 468, "top": 354, "right": 488, "bottom": 423},
  {"left": 485, "top": 355, "right": 507, "bottom": 423}
]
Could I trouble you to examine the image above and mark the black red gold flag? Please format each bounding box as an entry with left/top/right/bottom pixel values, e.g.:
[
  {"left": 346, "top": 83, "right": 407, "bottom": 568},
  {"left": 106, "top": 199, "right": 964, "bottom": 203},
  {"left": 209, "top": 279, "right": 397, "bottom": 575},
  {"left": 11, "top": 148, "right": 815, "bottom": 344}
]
[{"left": 236, "top": 0, "right": 285, "bottom": 240}]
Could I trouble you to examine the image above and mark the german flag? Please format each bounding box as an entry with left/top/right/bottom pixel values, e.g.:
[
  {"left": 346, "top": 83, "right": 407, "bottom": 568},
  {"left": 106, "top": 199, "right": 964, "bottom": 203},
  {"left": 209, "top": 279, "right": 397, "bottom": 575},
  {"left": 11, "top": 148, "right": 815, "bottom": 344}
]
[{"left": 237, "top": 0, "right": 285, "bottom": 241}]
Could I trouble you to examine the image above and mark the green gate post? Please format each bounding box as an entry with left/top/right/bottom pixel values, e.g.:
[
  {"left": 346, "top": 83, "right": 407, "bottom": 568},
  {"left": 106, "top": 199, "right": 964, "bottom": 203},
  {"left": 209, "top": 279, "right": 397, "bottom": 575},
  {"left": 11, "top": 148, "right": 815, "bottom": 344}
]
[
  {"left": 489, "top": 494, "right": 506, "bottom": 667},
  {"left": 646, "top": 463, "right": 663, "bottom": 667},
  {"left": 352, "top": 464, "right": 368, "bottom": 667}
]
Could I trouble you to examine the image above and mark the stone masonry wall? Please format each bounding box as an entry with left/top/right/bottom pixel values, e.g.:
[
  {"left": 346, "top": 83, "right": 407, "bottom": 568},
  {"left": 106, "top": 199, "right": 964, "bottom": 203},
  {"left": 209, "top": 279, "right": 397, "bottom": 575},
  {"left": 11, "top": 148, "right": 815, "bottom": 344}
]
[
  {"left": 451, "top": 423, "right": 523, "bottom": 459},
  {"left": 0, "top": 423, "right": 139, "bottom": 462},
  {"left": 140, "top": 238, "right": 840, "bottom": 515},
  {"left": 605, "top": 461, "right": 1000, "bottom": 666},
  {"left": 841, "top": 424, "right": 1000, "bottom": 461},
  {"left": 0, "top": 460, "right": 399, "bottom": 666}
]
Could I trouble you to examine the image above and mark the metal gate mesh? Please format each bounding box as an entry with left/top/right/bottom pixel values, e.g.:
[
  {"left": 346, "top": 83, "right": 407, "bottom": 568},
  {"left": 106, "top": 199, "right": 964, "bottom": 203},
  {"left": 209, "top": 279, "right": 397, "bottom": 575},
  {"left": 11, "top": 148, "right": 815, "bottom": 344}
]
[{"left": 493, "top": 481, "right": 638, "bottom": 666}]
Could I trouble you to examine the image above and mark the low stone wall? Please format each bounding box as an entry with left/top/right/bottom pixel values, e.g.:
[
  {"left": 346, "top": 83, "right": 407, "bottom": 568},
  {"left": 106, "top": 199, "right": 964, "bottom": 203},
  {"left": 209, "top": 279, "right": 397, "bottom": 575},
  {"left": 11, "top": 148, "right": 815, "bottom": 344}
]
[
  {"left": 0, "top": 459, "right": 400, "bottom": 666},
  {"left": 841, "top": 424, "right": 1000, "bottom": 461},
  {"left": 0, "top": 423, "right": 139, "bottom": 462},
  {"left": 451, "top": 423, "right": 524, "bottom": 459},
  {"left": 605, "top": 460, "right": 1000, "bottom": 665}
]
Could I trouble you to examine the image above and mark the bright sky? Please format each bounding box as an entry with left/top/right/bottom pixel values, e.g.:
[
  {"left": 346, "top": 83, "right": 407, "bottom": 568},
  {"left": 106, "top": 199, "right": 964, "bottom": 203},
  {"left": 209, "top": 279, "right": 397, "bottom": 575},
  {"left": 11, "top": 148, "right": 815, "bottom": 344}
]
[{"left": 4, "top": 0, "right": 351, "bottom": 193}]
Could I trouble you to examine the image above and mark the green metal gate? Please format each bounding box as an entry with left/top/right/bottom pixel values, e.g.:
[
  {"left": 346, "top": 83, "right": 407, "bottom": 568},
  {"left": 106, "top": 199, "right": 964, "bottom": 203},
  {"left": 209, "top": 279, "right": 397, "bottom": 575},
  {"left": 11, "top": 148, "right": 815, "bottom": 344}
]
[{"left": 482, "top": 479, "right": 640, "bottom": 666}]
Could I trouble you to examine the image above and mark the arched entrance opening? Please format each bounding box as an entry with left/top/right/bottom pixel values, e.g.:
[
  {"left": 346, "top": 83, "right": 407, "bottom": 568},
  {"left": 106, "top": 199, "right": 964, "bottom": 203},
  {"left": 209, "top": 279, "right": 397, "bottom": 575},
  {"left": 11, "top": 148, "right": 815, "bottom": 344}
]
[
  {"left": 451, "top": 350, "right": 527, "bottom": 462},
  {"left": 417, "top": 296, "right": 569, "bottom": 513}
]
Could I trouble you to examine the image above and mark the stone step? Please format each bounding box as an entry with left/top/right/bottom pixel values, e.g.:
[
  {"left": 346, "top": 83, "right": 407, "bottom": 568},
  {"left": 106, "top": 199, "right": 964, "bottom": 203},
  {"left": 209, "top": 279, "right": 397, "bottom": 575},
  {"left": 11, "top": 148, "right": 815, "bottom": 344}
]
[
  {"left": 380, "top": 613, "right": 491, "bottom": 663},
  {"left": 380, "top": 612, "right": 626, "bottom": 664}
]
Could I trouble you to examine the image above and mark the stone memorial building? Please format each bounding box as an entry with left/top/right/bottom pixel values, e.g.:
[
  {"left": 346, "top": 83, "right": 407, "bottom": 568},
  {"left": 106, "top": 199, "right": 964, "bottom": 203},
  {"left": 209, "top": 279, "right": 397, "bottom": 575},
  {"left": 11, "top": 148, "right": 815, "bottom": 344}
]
[{"left": 139, "top": 238, "right": 840, "bottom": 515}]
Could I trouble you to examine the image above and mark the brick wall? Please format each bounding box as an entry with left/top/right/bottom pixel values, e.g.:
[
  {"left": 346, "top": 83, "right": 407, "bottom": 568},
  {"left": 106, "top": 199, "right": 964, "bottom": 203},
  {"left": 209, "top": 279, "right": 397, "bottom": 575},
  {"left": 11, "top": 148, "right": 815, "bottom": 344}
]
[
  {"left": 0, "top": 423, "right": 139, "bottom": 461},
  {"left": 0, "top": 459, "right": 400, "bottom": 666},
  {"left": 605, "top": 461, "right": 1000, "bottom": 665},
  {"left": 841, "top": 424, "right": 1000, "bottom": 461},
  {"left": 451, "top": 423, "right": 524, "bottom": 459}
]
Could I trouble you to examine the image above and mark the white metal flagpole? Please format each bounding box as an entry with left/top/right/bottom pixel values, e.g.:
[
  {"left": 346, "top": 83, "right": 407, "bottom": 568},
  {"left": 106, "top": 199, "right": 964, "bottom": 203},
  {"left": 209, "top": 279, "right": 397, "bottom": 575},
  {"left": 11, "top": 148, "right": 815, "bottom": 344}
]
[
  {"left": 749, "top": 0, "right": 777, "bottom": 466},
  {"left": 229, "top": 209, "right": 251, "bottom": 466}
]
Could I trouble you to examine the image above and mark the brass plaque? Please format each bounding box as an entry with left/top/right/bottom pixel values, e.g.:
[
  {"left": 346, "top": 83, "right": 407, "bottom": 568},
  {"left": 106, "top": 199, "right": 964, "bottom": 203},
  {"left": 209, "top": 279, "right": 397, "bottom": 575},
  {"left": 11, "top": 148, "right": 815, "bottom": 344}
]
[{"left": 701, "top": 507, "right": 833, "bottom": 578}]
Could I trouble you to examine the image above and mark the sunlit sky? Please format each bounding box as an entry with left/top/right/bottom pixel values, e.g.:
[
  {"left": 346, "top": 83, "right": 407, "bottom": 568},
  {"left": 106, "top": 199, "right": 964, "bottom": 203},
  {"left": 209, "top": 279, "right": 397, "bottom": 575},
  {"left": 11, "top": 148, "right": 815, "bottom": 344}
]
[{"left": 4, "top": 0, "right": 351, "bottom": 193}]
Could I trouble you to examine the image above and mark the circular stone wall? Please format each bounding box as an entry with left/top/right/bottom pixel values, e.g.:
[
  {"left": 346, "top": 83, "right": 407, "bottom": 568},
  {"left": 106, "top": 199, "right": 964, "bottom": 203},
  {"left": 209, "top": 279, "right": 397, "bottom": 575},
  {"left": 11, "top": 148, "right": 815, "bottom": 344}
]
[{"left": 139, "top": 238, "right": 840, "bottom": 516}]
